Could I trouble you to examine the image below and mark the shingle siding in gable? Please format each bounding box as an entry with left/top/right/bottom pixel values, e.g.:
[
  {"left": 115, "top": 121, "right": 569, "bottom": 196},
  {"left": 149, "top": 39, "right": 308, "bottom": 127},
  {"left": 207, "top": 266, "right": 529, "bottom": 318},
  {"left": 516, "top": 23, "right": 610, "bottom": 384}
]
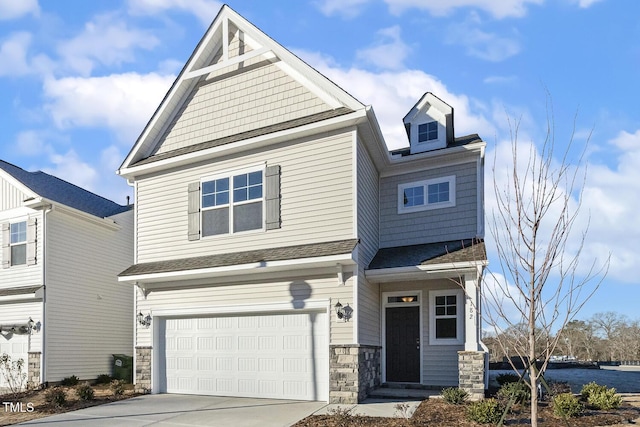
[
  {"left": 154, "top": 55, "right": 331, "bottom": 156},
  {"left": 0, "top": 176, "right": 30, "bottom": 211},
  {"left": 379, "top": 161, "right": 478, "bottom": 248}
]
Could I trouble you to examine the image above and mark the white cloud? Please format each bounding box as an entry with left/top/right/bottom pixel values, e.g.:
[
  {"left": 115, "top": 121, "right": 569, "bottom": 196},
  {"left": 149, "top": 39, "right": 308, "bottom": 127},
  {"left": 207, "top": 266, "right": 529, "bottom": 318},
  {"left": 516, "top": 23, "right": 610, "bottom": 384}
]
[
  {"left": 15, "top": 130, "right": 48, "bottom": 155},
  {"left": 355, "top": 26, "right": 411, "bottom": 70},
  {"left": 483, "top": 75, "right": 518, "bottom": 84},
  {"left": 295, "top": 49, "right": 495, "bottom": 150},
  {"left": 446, "top": 15, "right": 521, "bottom": 61},
  {"left": 384, "top": 0, "right": 544, "bottom": 19},
  {"left": 127, "top": 0, "right": 221, "bottom": 27},
  {"left": 43, "top": 149, "right": 99, "bottom": 193},
  {"left": 57, "top": 13, "right": 160, "bottom": 76},
  {"left": 570, "top": 0, "right": 605, "bottom": 8},
  {"left": 0, "top": 32, "right": 32, "bottom": 76},
  {"left": 314, "top": 0, "right": 370, "bottom": 18},
  {"left": 43, "top": 72, "right": 175, "bottom": 143},
  {"left": 0, "top": 0, "right": 39, "bottom": 20}
]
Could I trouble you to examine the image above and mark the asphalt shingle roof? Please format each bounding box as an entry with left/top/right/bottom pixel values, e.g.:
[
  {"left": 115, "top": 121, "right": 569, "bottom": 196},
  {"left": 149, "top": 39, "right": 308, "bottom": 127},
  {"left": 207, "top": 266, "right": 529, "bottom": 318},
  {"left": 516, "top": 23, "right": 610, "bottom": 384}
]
[
  {"left": 0, "top": 286, "right": 42, "bottom": 297},
  {"left": 368, "top": 239, "right": 486, "bottom": 270},
  {"left": 389, "top": 133, "right": 483, "bottom": 157},
  {"left": 0, "top": 160, "right": 130, "bottom": 218},
  {"left": 119, "top": 238, "right": 359, "bottom": 277}
]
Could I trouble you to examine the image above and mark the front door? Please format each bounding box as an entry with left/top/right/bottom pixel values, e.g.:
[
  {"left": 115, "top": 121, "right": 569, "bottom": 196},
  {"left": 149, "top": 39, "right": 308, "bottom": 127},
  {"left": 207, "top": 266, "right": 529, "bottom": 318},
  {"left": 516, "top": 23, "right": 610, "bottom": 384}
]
[{"left": 385, "top": 306, "right": 420, "bottom": 382}]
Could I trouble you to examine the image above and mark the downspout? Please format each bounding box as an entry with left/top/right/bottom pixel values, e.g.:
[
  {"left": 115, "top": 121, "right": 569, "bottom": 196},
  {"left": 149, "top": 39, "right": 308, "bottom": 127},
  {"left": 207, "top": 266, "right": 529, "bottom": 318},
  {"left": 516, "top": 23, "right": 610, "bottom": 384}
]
[{"left": 40, "top": 205, "right": 52, "bottom": 384}]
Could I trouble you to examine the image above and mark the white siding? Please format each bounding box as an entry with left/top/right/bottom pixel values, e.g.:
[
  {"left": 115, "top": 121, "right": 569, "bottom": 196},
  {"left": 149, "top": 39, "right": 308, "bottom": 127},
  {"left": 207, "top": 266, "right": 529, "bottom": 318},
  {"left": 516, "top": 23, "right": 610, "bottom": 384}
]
[
  {"left": 44, "top": 209, "right": 134, "bottom": 381},
  {"left": 154, "top": 52, "right": 331, "bottom": 155},
  {"left": 0, "top": 209, "right": 43, "bottom": 290},
  {"left": 355, "top": 137, "right": 381, "bottom": 346},
  {"left": 136, "top": 129, "right": 355, "bottom": 262},
  {"left": 381, "top": 279, "right": 462, "bottom": 387},
  {"left": 0, "top": 177, "right": 30, "bottom": 211},
  {"left": 379, "top": 162, "right": 478, "bottom": 248},
  {"left": 137, "top": 273, "right": 354, "bottom": 348}
]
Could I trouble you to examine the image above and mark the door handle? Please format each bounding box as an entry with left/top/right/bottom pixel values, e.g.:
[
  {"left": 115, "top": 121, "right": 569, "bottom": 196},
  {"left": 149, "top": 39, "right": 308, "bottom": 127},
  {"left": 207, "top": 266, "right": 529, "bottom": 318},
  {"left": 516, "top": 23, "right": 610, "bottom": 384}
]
[{"left": 416, "top": 338, "right": 420, "bottom": 349}]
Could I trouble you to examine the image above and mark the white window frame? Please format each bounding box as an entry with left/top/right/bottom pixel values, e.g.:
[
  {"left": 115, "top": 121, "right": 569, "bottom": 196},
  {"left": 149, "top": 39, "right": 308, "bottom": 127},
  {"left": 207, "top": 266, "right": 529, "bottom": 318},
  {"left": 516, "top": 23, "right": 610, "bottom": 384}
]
[
  {"left": 397, "top": 175, "right": 456, "bottom": 214},
  {"left": 429, "top": 289, "right": 464, "bottom": 346},
  {"left": 200, "top": 165, "right": 266, "bottom": 237},
  {"left": 10, "top": 221, "right": 27, "bottom": 266}
]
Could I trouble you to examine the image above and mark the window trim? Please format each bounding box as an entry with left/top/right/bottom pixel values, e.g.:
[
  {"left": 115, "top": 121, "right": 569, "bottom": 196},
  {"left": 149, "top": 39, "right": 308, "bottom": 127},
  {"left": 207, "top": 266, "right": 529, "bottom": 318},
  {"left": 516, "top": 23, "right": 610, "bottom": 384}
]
[
  {"left": 9, "top": 221, "right": 27, "bottom": 266},
  {"left": 397, "top": 175, "right": 456, "bottom": 214},
  {"left": 200, "top": 165, "right": 266, "bottom": 237},
  {"left": 429, "top": 289, "right": 464, "bottom": 346}
]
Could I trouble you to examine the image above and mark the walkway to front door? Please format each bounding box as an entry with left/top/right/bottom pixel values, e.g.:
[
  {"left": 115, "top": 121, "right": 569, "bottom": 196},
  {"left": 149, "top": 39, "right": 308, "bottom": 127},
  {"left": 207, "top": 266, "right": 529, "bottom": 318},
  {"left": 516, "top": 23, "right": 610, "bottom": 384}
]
[{"left": 385, "top": 306, "right": 420, "bottom": 382}]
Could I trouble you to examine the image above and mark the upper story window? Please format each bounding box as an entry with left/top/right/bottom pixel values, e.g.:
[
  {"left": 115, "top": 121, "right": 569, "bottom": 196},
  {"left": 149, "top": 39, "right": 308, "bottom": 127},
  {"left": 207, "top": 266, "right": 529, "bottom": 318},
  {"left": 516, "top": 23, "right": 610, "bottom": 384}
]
[
  {"left": 10, "top": 221, "right": 27, "bottom": 266},
  {"left": 398, "top": 176, "right": 456, "bottom": 214},
  {"left": 418, "top": 121, "right": 438, "bottom": 143},
  {"left": 201, "top": 169, "right": 264, "bottom": 236},
  {"left": 429, "top": 289, "right": 463, "bottom": 345}
]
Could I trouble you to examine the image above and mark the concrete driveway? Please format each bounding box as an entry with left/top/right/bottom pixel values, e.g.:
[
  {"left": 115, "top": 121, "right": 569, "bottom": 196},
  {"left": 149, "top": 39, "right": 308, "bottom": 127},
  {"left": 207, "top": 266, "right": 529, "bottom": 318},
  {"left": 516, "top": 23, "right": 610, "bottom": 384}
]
[{"left": 17, "top": 394, "right": 327, "bottom": 427}]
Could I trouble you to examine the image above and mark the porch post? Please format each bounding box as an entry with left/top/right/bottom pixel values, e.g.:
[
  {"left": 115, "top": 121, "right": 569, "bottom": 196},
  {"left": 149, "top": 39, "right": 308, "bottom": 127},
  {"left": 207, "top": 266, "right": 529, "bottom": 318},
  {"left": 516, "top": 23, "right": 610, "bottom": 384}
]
[{"left": 463, "top": 272, "right": 479, "bottom": 351}]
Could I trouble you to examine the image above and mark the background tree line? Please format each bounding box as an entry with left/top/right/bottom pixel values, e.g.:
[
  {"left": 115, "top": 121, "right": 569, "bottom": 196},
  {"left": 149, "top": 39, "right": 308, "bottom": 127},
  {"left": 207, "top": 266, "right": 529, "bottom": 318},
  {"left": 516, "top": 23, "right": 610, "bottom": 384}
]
[{"left": 484, "top": 311, "right": 640, "bottom": 363}]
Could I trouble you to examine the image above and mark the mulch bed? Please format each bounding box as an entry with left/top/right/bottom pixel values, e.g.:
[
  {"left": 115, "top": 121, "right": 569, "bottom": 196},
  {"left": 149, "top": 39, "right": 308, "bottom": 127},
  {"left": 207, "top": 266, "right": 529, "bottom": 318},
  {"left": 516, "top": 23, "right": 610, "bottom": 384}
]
[{"left": 293, "top": 398, "right": 640, "bottom": 427}]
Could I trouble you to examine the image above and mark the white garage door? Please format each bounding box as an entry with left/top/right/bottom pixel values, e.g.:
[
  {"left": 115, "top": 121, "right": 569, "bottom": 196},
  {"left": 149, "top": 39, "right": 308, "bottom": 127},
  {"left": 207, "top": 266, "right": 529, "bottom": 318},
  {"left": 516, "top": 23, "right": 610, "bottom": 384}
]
[
  {"left": 0, "top": 334, "right": 29, "bottom": 389},
  {"left": 162, "top": 311, "right": 328, "bottom": 401}
]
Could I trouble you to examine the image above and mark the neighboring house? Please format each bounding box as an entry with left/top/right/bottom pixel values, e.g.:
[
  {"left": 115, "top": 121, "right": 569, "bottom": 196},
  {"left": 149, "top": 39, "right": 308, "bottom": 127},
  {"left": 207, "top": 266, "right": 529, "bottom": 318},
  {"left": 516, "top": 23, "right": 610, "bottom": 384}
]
[
  {"left": 117, "top": 5, "right": 488, "bottom": 403},
  {"left": 0, "top": 160, "right": 133, "bottom": 389}
]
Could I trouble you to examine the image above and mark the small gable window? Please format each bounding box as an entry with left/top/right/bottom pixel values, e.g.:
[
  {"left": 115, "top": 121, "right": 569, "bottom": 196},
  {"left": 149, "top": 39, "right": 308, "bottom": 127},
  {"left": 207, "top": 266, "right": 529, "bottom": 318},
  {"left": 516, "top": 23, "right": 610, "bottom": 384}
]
[
  {"left": 10, "top": 221, "right": 27, "bottom": 266},
  {"left": 398, "top": 176, "right": 456, "bottom": 214},
  {"left": 201, "top": 168, "right": 264, "bottom": 237},
  {"left": 418, "top": 121, "right": 438, "bottom": 143}
]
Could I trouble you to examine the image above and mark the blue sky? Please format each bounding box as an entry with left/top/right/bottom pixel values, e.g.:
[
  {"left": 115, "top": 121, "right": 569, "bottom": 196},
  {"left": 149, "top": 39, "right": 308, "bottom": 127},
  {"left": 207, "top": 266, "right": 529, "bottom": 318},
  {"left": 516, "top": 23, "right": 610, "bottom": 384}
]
[{"left": 0, "top": 0, "right": 638, "bottom": 323}]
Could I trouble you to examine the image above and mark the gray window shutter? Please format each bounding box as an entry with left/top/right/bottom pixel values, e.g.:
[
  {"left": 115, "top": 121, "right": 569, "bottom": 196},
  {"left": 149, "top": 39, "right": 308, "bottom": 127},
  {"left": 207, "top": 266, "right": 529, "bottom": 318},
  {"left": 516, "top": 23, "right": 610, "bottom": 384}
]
[
  {"left": 265, "top": 165, "right": 281, "bottom": 230},
  {"left": 188, "top": 182, "right": 201, "bottom": 241},
  {"left": 1, "top": 222, "right": 9, "bottom": 269},
  {"left": 26, "top": 218, "right": 37, "bottom": 266}
]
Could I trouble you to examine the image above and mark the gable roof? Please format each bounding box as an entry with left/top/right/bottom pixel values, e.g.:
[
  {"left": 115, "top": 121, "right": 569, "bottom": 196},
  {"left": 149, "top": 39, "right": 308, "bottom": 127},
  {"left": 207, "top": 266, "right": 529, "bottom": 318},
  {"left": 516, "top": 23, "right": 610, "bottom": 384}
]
[
  {"left": 118, "top": 4, "right": 365, "bottom": 174},
  {"left": 0, "top": 160, "right": 129, "bottom": 218},
  {"left": 368, "top": 239, "right": 486, "bottom": 270}
]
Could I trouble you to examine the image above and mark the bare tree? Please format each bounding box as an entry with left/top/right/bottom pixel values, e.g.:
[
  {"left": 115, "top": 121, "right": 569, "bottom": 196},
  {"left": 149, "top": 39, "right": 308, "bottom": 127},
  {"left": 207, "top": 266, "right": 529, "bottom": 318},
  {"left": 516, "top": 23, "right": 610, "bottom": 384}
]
[{"left": 484, "top": 102, "right": 609, "bottom": 426}]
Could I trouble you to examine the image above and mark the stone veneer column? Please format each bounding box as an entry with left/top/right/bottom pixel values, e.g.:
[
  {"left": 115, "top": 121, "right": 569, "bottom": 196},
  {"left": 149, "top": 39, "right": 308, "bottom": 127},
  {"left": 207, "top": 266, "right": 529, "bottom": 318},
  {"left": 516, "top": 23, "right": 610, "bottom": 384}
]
[
  {"left": 458, "top": 351, "right": 486, "bottom": 401},
  {"left": 135, "top": 346, "right": 152, "bottom": 393},
  {"left": 27, "top": 352, "right": 41, "bottom": 388},
  {"left": 329, "top": 345, "right": 381, "bottom": 403}
]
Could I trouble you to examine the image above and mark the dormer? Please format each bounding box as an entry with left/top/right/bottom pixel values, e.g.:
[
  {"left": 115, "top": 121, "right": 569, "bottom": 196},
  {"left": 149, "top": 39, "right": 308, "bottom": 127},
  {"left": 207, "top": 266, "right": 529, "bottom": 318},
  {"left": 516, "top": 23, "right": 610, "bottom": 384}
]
[{"left": 403, "top": 92, "right": 454, "bottom": 154}]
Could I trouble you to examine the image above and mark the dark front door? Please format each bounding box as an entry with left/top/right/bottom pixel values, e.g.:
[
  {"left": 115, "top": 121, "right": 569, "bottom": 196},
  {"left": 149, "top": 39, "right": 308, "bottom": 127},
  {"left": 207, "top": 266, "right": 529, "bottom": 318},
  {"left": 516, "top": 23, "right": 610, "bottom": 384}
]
[{"left": 385, "top": 306, "right": 420, "bottom": 382}]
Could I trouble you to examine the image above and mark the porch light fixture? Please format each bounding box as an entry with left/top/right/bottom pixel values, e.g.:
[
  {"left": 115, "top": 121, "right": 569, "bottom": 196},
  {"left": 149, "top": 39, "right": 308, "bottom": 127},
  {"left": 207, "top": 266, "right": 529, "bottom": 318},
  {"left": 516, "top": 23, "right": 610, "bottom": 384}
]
[
  {"left": 137, "top": 312, "right": 152, "bottom": 328},
  {"left": 334, "top": 301, "right": 353, "bottom": 322},
  {"left": 401, "top": 296, "right": 416, "bottom": 303}
]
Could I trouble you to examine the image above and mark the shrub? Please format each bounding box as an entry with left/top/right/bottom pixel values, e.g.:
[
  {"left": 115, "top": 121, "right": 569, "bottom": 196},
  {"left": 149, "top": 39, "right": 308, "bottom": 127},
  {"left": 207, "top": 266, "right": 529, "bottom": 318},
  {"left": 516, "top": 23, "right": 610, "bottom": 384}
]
[
  {"left": 466, "top": 399, "right": 503, "bottom": 424},
  {"left": 60, "top": 375, "right": 79, "bottom": 386},
  {"left": 109, "top": 379, "right": 125, "bottom": 396},
  {"left": 496, "top": 373, "right": 520, "bottom": 386},
  {"left": 497, "top": 381, "right": 530, "bottom": 405},
  {"left": 75, "top": 382, "right": 95, "bottom": 401},
  {"left": 0, "top": 353, "right": 28, "bottom": 396},
  {"left": 44, "top": 387, "right": 67, "bottom": 408},
  {"left": 580, "top": 381, "right": 607, "bottom": 400},
  {"left": 547, "top": 380, "right": 571, "bottom": 397},
  {"left": 95, "top": 374, "right": 113, "bottom": 385},
  {"left": 586, "top": 387, "right": 622, "bottom": 410},
  {"left": 441, "top": 387, "right": 469, "bottom": 405},
  {"left": 552, "top": 393, "right": 584, "bottom": 419}
]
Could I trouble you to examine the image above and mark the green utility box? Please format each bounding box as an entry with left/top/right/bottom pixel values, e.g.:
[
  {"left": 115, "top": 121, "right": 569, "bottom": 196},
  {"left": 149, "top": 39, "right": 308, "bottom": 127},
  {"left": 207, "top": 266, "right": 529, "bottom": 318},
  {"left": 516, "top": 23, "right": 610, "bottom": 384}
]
[{"left": 112, "top": 354, "right": 133, "bottom": 383}]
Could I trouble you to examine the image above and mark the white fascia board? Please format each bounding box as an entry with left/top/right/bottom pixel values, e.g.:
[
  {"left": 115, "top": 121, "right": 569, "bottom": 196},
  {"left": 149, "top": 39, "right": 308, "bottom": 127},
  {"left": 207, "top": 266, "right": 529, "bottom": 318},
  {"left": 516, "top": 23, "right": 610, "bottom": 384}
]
[
  {"left": 23, "top": 197, "right": 120, "bottom": 230},
  {"left": 119, "top": 253, "right": 357, "bottom": 284},
  {"left": 0, "top": 293, "right": 42, "bottom": 304},
  {"left": 365, "top": 260, "right": 487, "bottom": 283},
  {"left": 119, "top": 109, "right": 367, "bottom": 179}
]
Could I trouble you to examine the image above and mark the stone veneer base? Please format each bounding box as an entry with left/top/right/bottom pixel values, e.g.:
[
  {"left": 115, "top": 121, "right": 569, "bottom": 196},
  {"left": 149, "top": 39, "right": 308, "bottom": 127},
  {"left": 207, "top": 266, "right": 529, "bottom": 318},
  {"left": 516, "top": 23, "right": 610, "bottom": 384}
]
[
  {"left": 329, "top": 344, "right": 381, "bottom": 404},
  {"left": 458, "top": 350, "right": 486, "bottom": 401},
  {"left": 27, "top": 352, "right": 41, "bottom": 388},
  {"left": 135, "top": 346, "right": 152, "bottom": 394}
]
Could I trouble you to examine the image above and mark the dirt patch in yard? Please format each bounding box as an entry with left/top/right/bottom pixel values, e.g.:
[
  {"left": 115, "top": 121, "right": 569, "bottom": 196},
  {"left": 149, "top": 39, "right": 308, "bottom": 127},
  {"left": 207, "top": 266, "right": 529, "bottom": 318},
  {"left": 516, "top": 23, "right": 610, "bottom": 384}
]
[
  {"left": 1, "top": 384, "right": 138, "bottom": 426},
  {"left": 294, "top": 396, "right": 640, "bottom": 427}
]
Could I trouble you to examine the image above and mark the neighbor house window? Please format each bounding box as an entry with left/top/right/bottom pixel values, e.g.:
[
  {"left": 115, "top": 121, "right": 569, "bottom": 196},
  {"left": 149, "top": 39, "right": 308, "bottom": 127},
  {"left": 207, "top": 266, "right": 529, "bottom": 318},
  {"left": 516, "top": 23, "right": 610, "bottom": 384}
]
[
  {"left": 10, "top": 221, "right": 27, "bottom": 266},
  {"left": 429, "top": 289, "right": 463, "bottom": 345},
  {"left": 398, "top": 176, "right": 456, "bottom": 213},
  {"left": 418, "top": 121, "right": 438, "bottom": 142},
  {"left": 201, "top": 169, "right": 264, "bottom": 236}
]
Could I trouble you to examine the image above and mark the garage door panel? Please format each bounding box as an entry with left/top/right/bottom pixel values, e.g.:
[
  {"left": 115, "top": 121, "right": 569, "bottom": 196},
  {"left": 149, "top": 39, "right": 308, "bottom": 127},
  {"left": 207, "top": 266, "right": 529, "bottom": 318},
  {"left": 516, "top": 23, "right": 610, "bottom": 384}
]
[
  {"left": 162, "top": 311, "right": 327, "bottom": 400},
  {"left": 0, "top": 335, "right": 29, "bottom": 389}
]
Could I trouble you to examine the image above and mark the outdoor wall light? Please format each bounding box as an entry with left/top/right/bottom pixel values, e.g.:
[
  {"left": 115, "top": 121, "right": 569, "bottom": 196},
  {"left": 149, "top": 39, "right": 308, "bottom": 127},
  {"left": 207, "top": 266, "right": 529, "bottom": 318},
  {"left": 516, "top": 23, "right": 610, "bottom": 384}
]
[
  {"left": 137, "top": 312, "right": 152, "bottom": 328},
  {"left": 334, "top": 301, "right": 353, "bottom": 322},
  {"left": 0, "top": 318, "right": 39, "bottom": 335}
]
